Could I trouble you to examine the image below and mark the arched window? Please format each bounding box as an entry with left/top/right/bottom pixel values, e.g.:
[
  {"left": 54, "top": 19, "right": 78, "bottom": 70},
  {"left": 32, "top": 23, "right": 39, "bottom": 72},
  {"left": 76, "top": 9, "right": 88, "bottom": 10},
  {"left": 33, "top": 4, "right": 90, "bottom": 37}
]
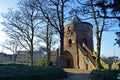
[
  {"left": 69, "top": 39, "right": 72, "bottom": 47},
  {"left": 68, "top": 26, "right": 72, "bottom": 31}
]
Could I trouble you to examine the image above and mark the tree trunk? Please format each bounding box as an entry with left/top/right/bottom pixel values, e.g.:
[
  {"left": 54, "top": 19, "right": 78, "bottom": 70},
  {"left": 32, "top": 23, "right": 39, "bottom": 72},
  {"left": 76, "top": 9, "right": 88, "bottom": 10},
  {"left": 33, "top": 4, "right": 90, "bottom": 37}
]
[
  {"left": 30, "top": 52, "right": 33, "bottom": 66},
  {"left": 46, "top": 24, "right": 51, "bottom": 66},
  {"left": 13, "top": 54, "right": 17, "bottom": 63},
  {"left": 59, "top": 0, "right": 64, "bottom": 69},
  {"left": 47, "top": 49, "right": 51, "bottom": 66},
  {"left": 30, "top": 42, "right": 34, "bottom": 66},
  {"left": 46, "top": 45, "right": 51, "bottom": 66},
  {"left": 89, "top": 0, "right": 101, "bottom": 70},
  {"left": 59, "top": 34, "right": 64, "bottom": 68},
  {"left": 96, "top": 38, "right": 101, "bottom": 70}
]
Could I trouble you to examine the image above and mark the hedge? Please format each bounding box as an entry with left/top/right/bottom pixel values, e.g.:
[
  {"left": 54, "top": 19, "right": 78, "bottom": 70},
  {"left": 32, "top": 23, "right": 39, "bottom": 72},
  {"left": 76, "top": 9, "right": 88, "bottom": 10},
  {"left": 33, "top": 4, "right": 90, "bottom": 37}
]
[
  {"left": 0, "top": 64, "right": 67, "bottom": 80},
  {"left": 90, "top": 69, "right": 119, "bottom": 80}
]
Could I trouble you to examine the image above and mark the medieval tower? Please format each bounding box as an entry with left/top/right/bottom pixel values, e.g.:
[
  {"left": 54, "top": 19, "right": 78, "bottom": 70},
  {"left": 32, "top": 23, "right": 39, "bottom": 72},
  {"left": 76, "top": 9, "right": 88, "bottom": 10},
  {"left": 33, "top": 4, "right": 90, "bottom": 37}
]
[
  {"left": 64, "top": 15, "right": 94, "bottom": 51},
  {"left": 57, "top": 15, "right": 96, "bottom": 70}
]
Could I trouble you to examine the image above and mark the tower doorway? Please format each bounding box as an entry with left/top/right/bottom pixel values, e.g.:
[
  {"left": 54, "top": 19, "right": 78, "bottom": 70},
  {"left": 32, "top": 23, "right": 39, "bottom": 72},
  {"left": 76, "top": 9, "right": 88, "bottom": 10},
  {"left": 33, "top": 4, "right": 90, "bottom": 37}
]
[
  {"left": 67, "top": 60, "right": 71, "bottom": 68},
  {"left": 64, "top": 51, "right": 74, "bottom": 68}
]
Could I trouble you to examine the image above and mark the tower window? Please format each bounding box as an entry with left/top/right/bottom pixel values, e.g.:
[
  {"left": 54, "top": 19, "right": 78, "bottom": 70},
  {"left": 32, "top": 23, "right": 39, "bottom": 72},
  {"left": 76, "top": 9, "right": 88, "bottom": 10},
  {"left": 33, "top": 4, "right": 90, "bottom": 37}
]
[
  {"left": 69, "top": 39, "right": 72, "bottom": 47},
  {"left": 68, "top": 26, "right": 72, "bottom": 31}
]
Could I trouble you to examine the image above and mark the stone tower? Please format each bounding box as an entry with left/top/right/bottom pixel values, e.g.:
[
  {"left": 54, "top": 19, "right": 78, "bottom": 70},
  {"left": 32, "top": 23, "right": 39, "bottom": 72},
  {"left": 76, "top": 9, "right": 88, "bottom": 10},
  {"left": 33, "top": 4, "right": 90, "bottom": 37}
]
[
  {"left": 56, "top": 15, "right": 95, "bottom": 70},
  {"left": 64, "top": 15, "right": 94, "bottom": 51}
]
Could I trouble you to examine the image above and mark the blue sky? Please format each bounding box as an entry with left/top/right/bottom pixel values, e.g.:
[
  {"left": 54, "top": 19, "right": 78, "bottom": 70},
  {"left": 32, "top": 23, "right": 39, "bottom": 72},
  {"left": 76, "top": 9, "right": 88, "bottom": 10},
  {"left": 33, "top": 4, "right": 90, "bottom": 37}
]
[
  {"left": 0, "top": 0, "right": 18, "bottom": 12},
  {"left": 0, "top": 0, "right": 119, "bottom": 57},
  {"left": 0, "top": 0, "right": 19, "bottom": 53}
]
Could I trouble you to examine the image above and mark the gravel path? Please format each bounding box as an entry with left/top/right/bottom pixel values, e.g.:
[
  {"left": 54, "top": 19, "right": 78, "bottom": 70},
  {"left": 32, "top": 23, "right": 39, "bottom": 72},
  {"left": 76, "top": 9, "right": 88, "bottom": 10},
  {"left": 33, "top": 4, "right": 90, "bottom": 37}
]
[{"left": 58, "top": 69, "right": 91, "bottom": 80}]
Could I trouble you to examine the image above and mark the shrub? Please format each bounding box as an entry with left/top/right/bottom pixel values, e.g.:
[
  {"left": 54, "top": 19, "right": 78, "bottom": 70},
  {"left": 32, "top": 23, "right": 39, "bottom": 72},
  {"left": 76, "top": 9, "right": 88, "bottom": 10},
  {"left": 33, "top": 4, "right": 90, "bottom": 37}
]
[
  {"left": 38, "top": 59, "right": 46, "bottom": 67},
  {"left": 2, "top": 62, "right": 29, "bottom": 66},
  {"left": 0, "top": 64, "right": 67, "bottom": 80},
  {"left": 90, "top": 69, "right": 119, "bottom": 80}
]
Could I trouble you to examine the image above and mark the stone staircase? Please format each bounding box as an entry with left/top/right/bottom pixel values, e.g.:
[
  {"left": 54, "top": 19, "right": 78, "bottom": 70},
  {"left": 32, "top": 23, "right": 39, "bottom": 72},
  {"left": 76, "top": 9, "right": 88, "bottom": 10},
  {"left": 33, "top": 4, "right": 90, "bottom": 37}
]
[{"left": 81, "top": 43, "right": 109, "bottom": 69}]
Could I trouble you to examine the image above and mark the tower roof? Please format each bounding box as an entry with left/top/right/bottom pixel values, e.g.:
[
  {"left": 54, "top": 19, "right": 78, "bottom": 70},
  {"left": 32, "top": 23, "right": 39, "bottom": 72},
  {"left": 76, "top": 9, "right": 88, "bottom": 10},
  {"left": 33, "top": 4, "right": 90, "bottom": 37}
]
[{"left": 72, "top": 15, "right": 81, "bottom": 24}]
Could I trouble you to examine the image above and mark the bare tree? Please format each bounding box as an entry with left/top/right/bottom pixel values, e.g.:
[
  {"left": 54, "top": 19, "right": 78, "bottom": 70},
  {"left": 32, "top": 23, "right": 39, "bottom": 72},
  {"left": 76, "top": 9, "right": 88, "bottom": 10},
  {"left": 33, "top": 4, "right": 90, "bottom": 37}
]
[
  {"left": 34, "top": 0, "right": 70, "bottom": 68},
  {"left": 89, "top": 0, "right": 106, "bottom": 69},
  {"left": 2, "top": 0, "right": 41, "bottom": 66},
  {"left": 96, "top": 0, "right": 120, "bottom": 21},
  {"left": 95, "top": 0, "right": 120, "bottom": 48},
  {"left": 76, "top": 0, "right": 112, "bottom": 69},
  {"left": 1, "top": 39, "right": 22, "bottom": 62},
  {"left": 36, "top": 22, "right": 58, "bottom": 66}
]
